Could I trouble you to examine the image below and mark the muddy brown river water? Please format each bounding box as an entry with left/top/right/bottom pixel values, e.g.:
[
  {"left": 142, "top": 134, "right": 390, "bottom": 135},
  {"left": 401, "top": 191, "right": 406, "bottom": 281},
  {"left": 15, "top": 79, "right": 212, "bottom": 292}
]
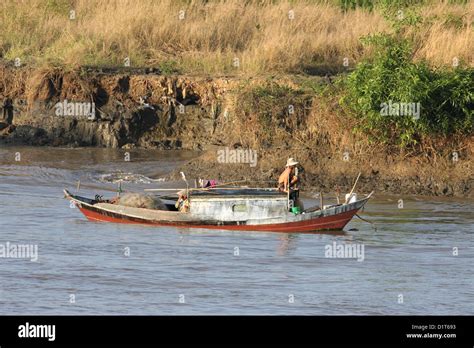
[{"left": 0, "top": 147, "right": 472, "bottom": 314}]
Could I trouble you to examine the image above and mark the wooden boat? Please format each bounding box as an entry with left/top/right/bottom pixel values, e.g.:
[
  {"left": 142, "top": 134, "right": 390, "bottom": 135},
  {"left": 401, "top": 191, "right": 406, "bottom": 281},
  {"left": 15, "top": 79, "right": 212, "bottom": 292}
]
[{"left": 64, "top": 188, "right": 373, "bottom": 233}]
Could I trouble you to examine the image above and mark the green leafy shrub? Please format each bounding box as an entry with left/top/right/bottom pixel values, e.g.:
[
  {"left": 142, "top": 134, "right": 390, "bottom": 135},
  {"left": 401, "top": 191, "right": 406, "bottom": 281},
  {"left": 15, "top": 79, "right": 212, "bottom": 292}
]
[
  {"left": 159, "top": 60, "right": 181, "bottom": 75},
  {"left": 340, "top": 33, "right": 473, "bottom": 146},
  {"left": 339, "top": 0, "right": 375, "bottom": 12},
  {"left": 339, "top": 0, "right": 427, "bottom": 12}
]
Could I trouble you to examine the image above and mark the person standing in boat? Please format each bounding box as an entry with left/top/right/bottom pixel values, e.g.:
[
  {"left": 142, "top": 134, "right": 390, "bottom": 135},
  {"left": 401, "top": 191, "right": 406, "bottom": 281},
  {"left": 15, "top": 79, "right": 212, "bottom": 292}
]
[
  {"left": 175, "top": 190, "right": 190, "bottom": 213},
  {"left": 278, "top": 158, "right": 303, "bottom": 210}
]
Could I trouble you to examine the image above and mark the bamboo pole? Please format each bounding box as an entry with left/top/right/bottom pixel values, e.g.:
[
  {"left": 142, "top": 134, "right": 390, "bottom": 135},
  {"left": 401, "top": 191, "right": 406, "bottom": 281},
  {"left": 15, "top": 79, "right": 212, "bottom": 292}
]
[
  {"left": 144, "top": 179, "right": 249, "bottom": 192},
  {"left": 287, "top": 175, "right": 290, "bottom": 210},
  {"left": 199, "top": 187, "right": 278, "bottom": 191},
  {"left": 202, "top": 179, "right": 247, "bottom": 188},
  {"left": 345, "top": 172, "right": 361, "bottom": 204},
  {"left": 144, "top": 187, "right": 279, "bottom": 192}
]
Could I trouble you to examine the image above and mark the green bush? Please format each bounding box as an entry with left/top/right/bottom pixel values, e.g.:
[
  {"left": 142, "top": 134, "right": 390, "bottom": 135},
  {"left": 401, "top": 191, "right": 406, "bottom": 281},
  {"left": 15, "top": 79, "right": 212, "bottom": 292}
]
[
  {"left": 338, "top": 0, "right": 427, "bottom": 12},
  {"left": 339, "top": 33, "right": 473, "bottom": 146},
  {"left": 339, "top": 0, "right": 375, "bottom": 12},
  {"left": 159, "top": 60, "right": 181, "bottom": 75}
]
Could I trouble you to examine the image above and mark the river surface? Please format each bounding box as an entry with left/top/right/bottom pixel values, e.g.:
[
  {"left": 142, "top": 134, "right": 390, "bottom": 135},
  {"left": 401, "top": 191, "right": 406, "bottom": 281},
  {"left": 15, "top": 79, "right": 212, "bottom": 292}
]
[{"left": 0, "top": 146, "right": 472, "bottom": 315}]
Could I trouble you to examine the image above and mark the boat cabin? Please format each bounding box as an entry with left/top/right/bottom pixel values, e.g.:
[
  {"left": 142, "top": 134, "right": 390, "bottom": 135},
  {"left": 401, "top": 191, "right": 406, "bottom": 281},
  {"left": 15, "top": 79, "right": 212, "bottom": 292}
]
[{"left": 186, "top": 189, "right": 288, "bottom": 221}]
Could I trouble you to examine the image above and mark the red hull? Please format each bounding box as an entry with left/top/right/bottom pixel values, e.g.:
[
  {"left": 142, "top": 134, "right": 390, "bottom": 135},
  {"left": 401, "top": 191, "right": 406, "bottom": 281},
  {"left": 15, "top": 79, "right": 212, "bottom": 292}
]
[{"left": 78, "top": 205, "right": 358, "bottom": 233}]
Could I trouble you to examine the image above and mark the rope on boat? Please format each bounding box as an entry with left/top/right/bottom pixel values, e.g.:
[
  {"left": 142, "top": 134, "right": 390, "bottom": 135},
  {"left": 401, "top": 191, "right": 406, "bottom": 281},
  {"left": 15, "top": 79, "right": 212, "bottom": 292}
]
[{"left": 355, "top": 213, "right": 377, "bottom": 232}]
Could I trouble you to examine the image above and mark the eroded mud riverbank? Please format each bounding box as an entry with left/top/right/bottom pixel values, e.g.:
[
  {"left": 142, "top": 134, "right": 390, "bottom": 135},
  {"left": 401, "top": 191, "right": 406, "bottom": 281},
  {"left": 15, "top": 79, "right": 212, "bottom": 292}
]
[{"left": 0, "top": 65, "right": 472, "bottom": 197}]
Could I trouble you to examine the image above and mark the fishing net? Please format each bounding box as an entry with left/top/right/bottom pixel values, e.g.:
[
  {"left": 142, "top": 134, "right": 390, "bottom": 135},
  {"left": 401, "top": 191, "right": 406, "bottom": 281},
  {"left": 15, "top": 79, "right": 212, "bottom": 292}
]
[{"left": 117, "top": 193, "right": 168, "bottom": 210}]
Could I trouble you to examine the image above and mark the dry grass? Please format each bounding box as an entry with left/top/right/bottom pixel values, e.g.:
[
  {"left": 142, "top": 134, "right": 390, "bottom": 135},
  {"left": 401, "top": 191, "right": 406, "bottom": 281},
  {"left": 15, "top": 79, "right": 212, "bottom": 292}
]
[{"left": 0, "top": 0, "right": 472, "bottom": 74}]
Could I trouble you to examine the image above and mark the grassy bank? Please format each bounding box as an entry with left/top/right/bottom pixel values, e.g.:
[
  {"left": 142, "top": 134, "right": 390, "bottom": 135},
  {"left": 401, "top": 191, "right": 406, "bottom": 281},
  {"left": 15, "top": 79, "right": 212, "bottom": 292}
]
[{"left": 0, "top": 0, "right": 473, "bottom": 74}]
